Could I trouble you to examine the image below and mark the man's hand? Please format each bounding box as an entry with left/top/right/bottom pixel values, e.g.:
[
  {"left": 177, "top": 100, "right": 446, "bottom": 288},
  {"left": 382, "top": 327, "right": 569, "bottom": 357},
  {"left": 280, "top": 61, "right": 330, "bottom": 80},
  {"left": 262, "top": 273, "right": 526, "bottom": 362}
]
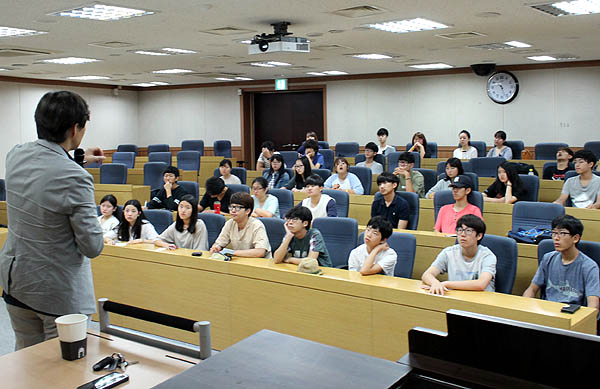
[
  {"left": 332, "top": 183, "right": 340, "bottom": 190},
  {"left": 374, "top": 242, "right": 389, "bottom": 254},
  {"left": 163, "top": 181, "right": 173, "bottom": 192},
  {"left": 85, "top": 147, "right": 105, "bottom": 164}
]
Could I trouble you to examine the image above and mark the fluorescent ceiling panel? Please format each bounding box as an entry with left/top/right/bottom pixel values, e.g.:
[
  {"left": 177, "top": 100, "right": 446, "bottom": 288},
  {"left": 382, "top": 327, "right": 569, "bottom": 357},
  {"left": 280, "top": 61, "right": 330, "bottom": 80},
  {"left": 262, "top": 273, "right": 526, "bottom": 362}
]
[
  {"left": 367, "top": 18, "right": 448, "bottom": 33},
  {"left": 41, "top": 57, "right": 99, "bottom": 64},
  {"left": 51, "top": 4, "right": 154, "bottom": 21},
  {"left": 0, "top": 26, "right": 47, "bottom": 38}
]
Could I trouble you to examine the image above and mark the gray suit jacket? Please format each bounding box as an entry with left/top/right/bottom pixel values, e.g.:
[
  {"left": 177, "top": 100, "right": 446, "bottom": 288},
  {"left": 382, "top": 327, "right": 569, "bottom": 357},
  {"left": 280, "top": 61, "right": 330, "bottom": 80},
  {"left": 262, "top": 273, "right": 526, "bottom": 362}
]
[{"left": 0, "top": 140, "right": 104, "bottom": 315}]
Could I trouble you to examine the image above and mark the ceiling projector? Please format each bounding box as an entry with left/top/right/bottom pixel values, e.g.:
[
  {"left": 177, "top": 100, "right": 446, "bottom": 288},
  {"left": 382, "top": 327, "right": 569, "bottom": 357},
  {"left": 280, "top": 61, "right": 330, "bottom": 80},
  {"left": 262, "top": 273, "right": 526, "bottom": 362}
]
[{"left": 249, "top": 22, "right": 310, "bottom": 54}]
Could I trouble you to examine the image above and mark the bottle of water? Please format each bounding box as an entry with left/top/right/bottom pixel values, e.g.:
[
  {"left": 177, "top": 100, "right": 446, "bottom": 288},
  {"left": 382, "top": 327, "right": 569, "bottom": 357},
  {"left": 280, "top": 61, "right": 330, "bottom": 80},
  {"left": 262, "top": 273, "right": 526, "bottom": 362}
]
[{"left": 528, "top": 168, "right": 534, "bottom": 176}]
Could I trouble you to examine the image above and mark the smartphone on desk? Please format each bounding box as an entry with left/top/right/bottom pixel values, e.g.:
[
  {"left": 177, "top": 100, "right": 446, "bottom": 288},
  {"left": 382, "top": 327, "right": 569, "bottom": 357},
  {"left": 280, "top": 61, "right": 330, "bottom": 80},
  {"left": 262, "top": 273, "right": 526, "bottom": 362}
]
[
  {"left": 77, "top": 372, "right": 129, "bottom": 389},
  {"left": 561, "top": 304, "right": 581, "bottom": 314}
]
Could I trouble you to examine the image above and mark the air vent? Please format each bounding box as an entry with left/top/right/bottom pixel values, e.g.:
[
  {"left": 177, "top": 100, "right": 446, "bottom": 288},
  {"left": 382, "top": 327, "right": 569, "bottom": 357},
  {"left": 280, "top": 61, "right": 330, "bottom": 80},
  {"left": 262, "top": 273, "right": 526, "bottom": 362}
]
[
  {"left": 332, "top": 5, "right": 386, "bottom": 18},
  {"left": 200, "top": 26, "right": 255, "bottom": 36},
  {"left": 554, "top": 53, "right": 580, "bottom": 60},
  {"left": 183, "top": 72, "right": 241, "bottom": 78},
  {"left": 89, "top": 41, "right": 134, "bottom": 48},
  {"left": 436, "top": 31, "right": 486, "bottom": 40},
  {"left": 511, "top": 48, "right": 543, "bottom": 55},
  {"left": 468, "top": 43, "right": 523, "bottom": 50},
  {"left": 530, "top": 3, "right": 567, "bottom": 16},
  {"left": 25, "top": 70, "right": 58, "bottom": 75},
  {"left": 312, "top": 44, "right": 353, "bottom": 51},
  {"left": 0, "top": 48, "right": 51, "bottom": 57}
]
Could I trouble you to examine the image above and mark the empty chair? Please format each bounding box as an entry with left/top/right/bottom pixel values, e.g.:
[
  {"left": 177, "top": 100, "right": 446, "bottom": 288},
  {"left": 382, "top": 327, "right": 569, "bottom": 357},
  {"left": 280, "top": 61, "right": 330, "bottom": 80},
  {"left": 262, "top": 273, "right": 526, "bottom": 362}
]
[
  {"left": 511, "top": 201, "right": 564, "bottom": 232},
  {"left": 117, "top": 144, "right": 139, "bottom": 156},
  {"left": 505, "top": 140, "right": 524, "bottom": 160},
  {"left": 111, "top": 151, "right": 135, "bottom": 169},
  {"left": 144, "top": 209, "right": 173, "bottom": 235},
  {"left": 144, "top": 162, "right": 168, "bottom": 191},
  {"left": 584, "top": 141, "right": 600, "bottom": 159},
  {"left": 413, "top": 168, "right": 437, "bottom": 195},
  {"left": 147, "top": 144, "right": 170, "bottom": 154},
  {"left": 320, "top": 149, "right": 334, "bottom": 170},
  {"left": 354, "top": 153, "right": 386, "bottom": 170},
  {"left": 433, "top": 190, "right": 484, "bottom": 221},
  {"left": 197, "top": 213, "right": 226, "bottom": 247},
  {"left": 312, "top": 217, "right": 358, "bottom": 268},
  {"left": 149, "top": 151, "right": 172, "bottom": 166},
  {"left": 279, "top": 151, "right": 299, "bottom": 169},
  {"left": 181, "top": 140, "right": 204, "bottom": 156},
  {"left": 269, "top": 188, "right": 294, "bottom": 219},
  {"left": 213, "top": 140, "right": 232, "bottom": 158},
  {"left": 0, "top": 178, "right": 5, "bottom": 201},
  {"left": 374, "top": 191, "right": 419, "bottom": 230},
  {"left": 518, "top": 174, "right": 540, "bottom": 202},
  {"left": 228, "top": 184, "right": 250, "bottom": 194},
  {"left": 312, "top": 169, "right": 331, "bottom": 181},
  {"left": 535, "top": 142, "right": 568, "bottom": 160},
  {"left": 177, "top": 150, "right": 201, "bottom": 172},
  {"left": 100, "top": 163, "right": 127, "bottom": 184},
  {"left": 258, "top": 217, "right": 286, "bottom": 253},
  {"left": 470, "top": 157, "right": 506, "bottom": 178},
  {"left": 178, "top": 181, "right": 199, "bottom": 199},
  {"left": 480, "top": 234, "right": 518, "bottom": 294},
  {"left": 470, "top": 141, "right": 487, "bottom": 157},
  {"left": 318, "top": 141, "right": 329, "bottom": 150},
  {"left": 348, "top": 166, "right": 372, "bottom": 195},
  {"left": 438, "top": 172, "right": 479, "bottom": 194},
  {"left": 322, "top": 189, "right": 349, "bottom": 217},
  {"left": 334, "top": 142, "right": 359, "bottom": 157},
  {"left": 357, "top": 231, "right": 416, "bottom": 278}
]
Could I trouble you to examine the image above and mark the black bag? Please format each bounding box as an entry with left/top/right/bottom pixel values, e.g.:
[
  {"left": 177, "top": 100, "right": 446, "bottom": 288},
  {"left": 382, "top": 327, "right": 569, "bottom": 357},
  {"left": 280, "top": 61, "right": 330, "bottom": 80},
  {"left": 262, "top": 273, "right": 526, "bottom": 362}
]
[{"left": 511, "top": 162, "right": 539, "bottom": 176}]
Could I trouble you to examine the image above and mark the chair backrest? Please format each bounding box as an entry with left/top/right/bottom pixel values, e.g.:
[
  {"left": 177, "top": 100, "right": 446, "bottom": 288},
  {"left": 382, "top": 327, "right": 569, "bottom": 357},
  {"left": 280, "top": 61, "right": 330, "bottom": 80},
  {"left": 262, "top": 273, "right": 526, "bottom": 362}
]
[
  {"left": 436, "top": 161, "right": 446, "bottom": 175},
  {"left": 312, "top": 169, "right": 331, "bottom": 181},
  {"left": 511, "top": 201, "right": 565, "bottom": 232},
  {"left": 374, "top": 191, "right": 419, "bottom": 230},
  {"left": 470, "top": 141, "right": 487, "bottom": 157},
  {"left": 312, "top": 217, "right": 358, "bottom": 268},
  {"left": 0, "top": 178, "right": 6, "bottom": 201},
  {"left": 143, "top": 209, "right": 173, "bottom": 235},
  {"left": 86, "top": 160, "right": 102, "bottom": 168},
  {"left": 480, "top": 234, "right": 518, "bottom": 294},
  {"left": 438, "top": 172, "right": 479, "bottom": 193},
  {"left": 258, "top": 217, "right": 286, "bottom": 253},
  {"left": 334, "top": 142, "right": 359, "bottom": 157},
  {"left": 213, "top": 167, "right": 247, "bottom": 184},
  {"left": 279, "top": 151, "right": 299, "bottom": 169},
  {"left": 177, "top": 151, "right": 201, "bottom": 172},
  {"left": 100, "top": 163, "right": 128, "bottom": 184},
  {"left": 433, "top": 190, "right": 484, "bottom": 221},
  {"left": 213, "top": 140, "right": 232, "bottom": 158},
  {"left": 505, "top": 140, "right": 524, "bottom": 160},
  {"left": 387, "top": 152, "right": 402, "bottom": 173},
  {"left": 285, "top": 168, "right": 294, "bottom": 181},
  {"left": 181, "top": 140, "right": 204, "bottom": 156},
  {"left": 178, "top": 181, "right": 199, "bottom": 199},
  {"left": 117, "top": 144, "right": 139, "bottom": 156},
  {"left": 318, "top": 141, "right": 329, "bottom": 150},
  {"left": 564, "top": 170, "right": 578, "bottom": 181},
  {"left": 413, "top": 168, "right": 437, "bottom": 194},
  {"left": 149, "top": 151, "right": 173, "bottom": 166},
  {"left": 147, "top": 144, "right": 170, "bottom": 153},
  {"left": 584, "top": 141, "right": 600, "bottom": 159},
  {"left": 112, "top": 152, "right": 135, "bottom": 169},
  {"left": 357, "top": 231, "right": 416, "bottom": 278},
  {"left": 470, "top": 157, "right": 505, "bottom": 178},
  {"left": 542, "top": 162, "right": 556, "bottom": 179},
  {"left": 534, "top": 142, "right": 568, "bottom": 160},
  {"left": 228, "top": 184, "right": 250, "bottom": 194},
  {"left": 268, "top": 188, "right": 293, "bottom": 219},
  {"left": 409, "top": 152, "right": 421, "bottom": 168},
  {"left": 322, "top": 189, "right": 349, "bottom": 217},
  {"left": 320, "top": 149, "right": 334, "bottom": 170},
  {"left": 518, "top": 174, "right": 540, "bottom": 202},
  {"left": 348, "top": 166, "right": 371, "bottom": 195},
  {"left": 197, "top": 213, "right": 226, "bottom": 247},
  {"left": 144, "top": 162, "right": 168, "bottom": 190},
  {"left": 461, "top": 161, "right": 472, "bottom": 172},
  {"left": 539, "top": 240, "right": 600, "bottom": 270},
  {"left": 354, "top": 153, "right": 386, "bottom": 169}
]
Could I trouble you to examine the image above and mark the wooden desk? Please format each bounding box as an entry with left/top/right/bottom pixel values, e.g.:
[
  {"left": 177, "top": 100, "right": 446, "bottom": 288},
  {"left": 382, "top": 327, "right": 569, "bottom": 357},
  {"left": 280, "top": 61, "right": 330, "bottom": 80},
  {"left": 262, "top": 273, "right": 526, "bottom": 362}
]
[
  {"left": 94, "top": 184, "right": 150, "bottom": 205},
  {"left": 92, "top": 245, "right": 597, "bottom": 362},
  {"left": 0, "top": 330, "right": 198, "bottom": 389}
]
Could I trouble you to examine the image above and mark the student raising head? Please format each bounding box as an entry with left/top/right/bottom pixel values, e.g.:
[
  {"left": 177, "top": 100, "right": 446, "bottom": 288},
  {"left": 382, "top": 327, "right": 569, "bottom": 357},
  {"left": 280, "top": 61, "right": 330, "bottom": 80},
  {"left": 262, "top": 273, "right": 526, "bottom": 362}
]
[
  {"left": 154, "top": 195, "right": 208, "bottom": 251},
  {"left": 483, "top": 161, "right": 526, "bottom": 204},
  {"left": 104, "top": 199, "right": 158, "bottom": 245},
  {"left": 98, "top": 194, "right": 120, "bottom": 234},
  {"left": 286, "top": 155, "right": 312, "bottom": 192}
]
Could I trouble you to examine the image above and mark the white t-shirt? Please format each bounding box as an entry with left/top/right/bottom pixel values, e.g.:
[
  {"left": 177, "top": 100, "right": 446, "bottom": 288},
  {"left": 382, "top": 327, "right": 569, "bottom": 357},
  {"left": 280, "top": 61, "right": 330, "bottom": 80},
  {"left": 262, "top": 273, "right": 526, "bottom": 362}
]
[
  {"left": 431, "top": 244, "right": 497, "bottom": 291},
  {"left": 348, "top": 243, "right": 397, "bottom": 276},
  {"left": 104, "top": 220, "right": 159, "bottom": 242},
  {"left": 97, "top": 215, "right": 119, "bottom": 235},
  {"left": 220, "top": 175, "right": 241, "bottom": 185},
  {"left": 452, "top": 146, "right": 478, "bottom": 160}
]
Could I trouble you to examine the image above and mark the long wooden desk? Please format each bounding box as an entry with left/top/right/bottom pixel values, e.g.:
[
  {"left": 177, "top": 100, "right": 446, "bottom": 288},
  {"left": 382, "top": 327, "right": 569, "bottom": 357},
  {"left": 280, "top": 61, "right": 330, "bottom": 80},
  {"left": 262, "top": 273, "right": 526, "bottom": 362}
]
[
  {"left": 94, "top": 184, "right": 150, "bottom": 205},
  {"left": 91, "top": 245, "right": 597, "bottom": 362}
]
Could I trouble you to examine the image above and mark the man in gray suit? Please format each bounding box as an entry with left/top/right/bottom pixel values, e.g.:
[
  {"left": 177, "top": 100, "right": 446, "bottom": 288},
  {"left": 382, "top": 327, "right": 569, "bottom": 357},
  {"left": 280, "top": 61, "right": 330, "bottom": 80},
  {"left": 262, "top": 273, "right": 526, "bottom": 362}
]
[{"left": 0, "top": 91, "right": 105, "bottom": 350}]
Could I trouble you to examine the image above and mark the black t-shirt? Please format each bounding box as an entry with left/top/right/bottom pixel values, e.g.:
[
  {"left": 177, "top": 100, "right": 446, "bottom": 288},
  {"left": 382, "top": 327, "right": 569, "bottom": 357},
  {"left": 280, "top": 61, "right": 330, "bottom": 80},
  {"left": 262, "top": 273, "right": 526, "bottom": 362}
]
[
  {"left": 146, "top": 185, "right": 188, "bottom": 211},
  {"left": 371, "top": 193, "right": 410, "bottom": 228},
  {"left": 543, "top": 165, "right": 574, "bottom": 180},
  {"left": 484, "top": 180, "right": 526, "bottom": 201},
  {"left": 200, "top": 187, "right": 232, "bottom": 212},
  {"left": 285, "top": 175, "right": 306, "bottom": 190}
]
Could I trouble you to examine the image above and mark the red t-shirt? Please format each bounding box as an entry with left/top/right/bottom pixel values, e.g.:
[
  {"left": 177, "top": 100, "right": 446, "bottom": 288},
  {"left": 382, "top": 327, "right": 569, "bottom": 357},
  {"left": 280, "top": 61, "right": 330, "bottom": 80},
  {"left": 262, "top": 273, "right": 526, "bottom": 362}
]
[{"left": 435, "top": 203, "right": 483, "bottom": 234}]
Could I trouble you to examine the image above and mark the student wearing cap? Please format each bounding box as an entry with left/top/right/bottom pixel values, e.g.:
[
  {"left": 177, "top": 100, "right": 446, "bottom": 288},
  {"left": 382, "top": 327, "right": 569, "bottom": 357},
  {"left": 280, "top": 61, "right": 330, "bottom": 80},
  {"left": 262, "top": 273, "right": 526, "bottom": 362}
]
[
  {"left": 434, "top": 175, "right": 483, "bottom": 234},
  {"left": 146, "top": 165, "right": 188, "bottom": 211},
  {"left": 371, "top": 172, "right": 409, "bottom": 229},
  {"left": 355, "top": 142, "right": 383, "bottom": 174},
  {"left": 348, "top": 216, "right": 397, "bottom": 276}
]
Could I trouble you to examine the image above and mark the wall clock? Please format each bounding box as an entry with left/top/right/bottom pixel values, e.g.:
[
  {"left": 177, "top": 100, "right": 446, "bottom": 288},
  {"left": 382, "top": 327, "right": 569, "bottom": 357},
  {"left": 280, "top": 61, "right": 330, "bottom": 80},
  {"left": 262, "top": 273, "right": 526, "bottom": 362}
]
[{"left": 487, "top": 71, "right": 519, "bottom": 104}]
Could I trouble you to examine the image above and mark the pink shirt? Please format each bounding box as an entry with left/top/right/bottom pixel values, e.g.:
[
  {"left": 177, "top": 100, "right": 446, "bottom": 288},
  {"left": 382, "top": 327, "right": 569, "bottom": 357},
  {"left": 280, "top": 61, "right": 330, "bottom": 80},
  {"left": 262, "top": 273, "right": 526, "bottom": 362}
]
[{"left": 434, "top": 203, "right": 483, "bottom": 234}]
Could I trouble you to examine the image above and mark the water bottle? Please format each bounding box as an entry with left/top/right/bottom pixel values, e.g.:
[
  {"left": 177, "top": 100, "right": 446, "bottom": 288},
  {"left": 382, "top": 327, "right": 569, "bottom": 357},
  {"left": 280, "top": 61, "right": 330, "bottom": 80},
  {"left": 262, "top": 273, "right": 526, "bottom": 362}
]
[{"left": 528, "top": 168, "right": 534, "bottom": 176}]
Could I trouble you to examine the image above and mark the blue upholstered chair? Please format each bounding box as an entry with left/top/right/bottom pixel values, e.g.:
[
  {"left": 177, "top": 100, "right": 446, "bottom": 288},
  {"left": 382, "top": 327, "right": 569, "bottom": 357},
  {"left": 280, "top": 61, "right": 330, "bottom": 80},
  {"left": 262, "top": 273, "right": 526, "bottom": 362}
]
[
  {"left": 147, "top": 144, "right": 170, "bottom": 153},
  {"left": 312, "top": 217, "right": 358, "bottom": 268},
  {"left": 322, "top": 189, "right": 348, "bottom": 217},
  {"left": 177, "top": 151, "right": 201, "bottom": 173},
  {"left": 258, "top": 217, "right": 286, "bottom": 253},
  {"left": 181, "top": 140, "right": 204, "bottom": 156},
  {"left": 511, "top": 201, "right": 564, "bottom": 232},
  {"left": 312, "top": 169, "right": 331, "bottom": 181},
  {"left": 117, "top": 144, "right": 139, "bottom": 156},
  {"left": 480, "top": 234, "right": 518, "bottom": 294},
  {"left": 373, "top": 191, "right": 419, "bottom": 230},
  {"left": 357, "top": 231, "right": 416, "bottom": 278},
  {"left": 178, "top": 181, "right": 199, "bottom": 199},
  {"left": 584, "top": 141, "right": 600, "bottom": 159},
  {"left": 433, "top": 190, "right": 484, "bottom": 221},
  {"left": 348, "top": 166, "right": 371, "bottom": 195},
  {"left": 413, "top": 168, "right": 437, "bottom": 195},
  {"left": 268, "top": 188, "right": 293, "bottom": 219},
  {"left": 279, "top": 151, "right": 299, "bottom": 169},
  {"left": 320, "top": 149, "right": 334, "bottom": 171},
  {"left": 228, "top": 184, "right": 250, "bottom": 194},
  {"left": 518, "top": 174, "right": 540, "bottom": 202},
  {"left": 149, "top": 151, "right": 172, "bottom": 166},
  {"left": 144, "top": 209, "right": 173, "bottom": 235},
  {"left": 535, "top": 143, "right": 568, "bottom": 160},
  {"left": 86, "top": 160, "right": 102, "bottom": 168},
  {"left": 438, "top": 172, "right": 479, "bottom": 194},
  {"left": 0, "top": 179, "right": 6, "bottom": 201},
  {"left": 197, "top": 213, "right": 226, "bottom": 247},
  {"left": 470, "top": 141, "right": 487, "bottom": 157},
  {"left": 334, "top": 142, "right": 359, "bottom": 157},
  {"left": 505, "top": 140, "right": 524, "bottom": 160},
  {"left": 112, "top": 152, "right": 135, "bottom": 168},
  {"left": 143, "top": 162, "right": 168, "bottom": 191},
  {"left": 470, "top": 157, "right": 506, "bottom": 178},
  {"left": 318, "top": 141, "right": 329, "bottom": 150},
  {"left": 213, "top": 140, "right": 232, "bottom": 158},
  {"left": 100, "top": 163, "right": 127, "bottom": 184}
]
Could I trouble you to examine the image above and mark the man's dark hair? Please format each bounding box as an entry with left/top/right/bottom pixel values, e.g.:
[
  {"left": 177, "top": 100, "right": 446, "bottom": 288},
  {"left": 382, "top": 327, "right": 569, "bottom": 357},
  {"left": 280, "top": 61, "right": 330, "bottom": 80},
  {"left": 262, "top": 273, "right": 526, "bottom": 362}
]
[
  {"left": 365, "top": 142, "right": 379, "bottom": 153},
  {"left": 456, "top": 214, "right": 486, "bottom": 244},
  {"left": 558, "top": 147, "right": 574, "bottom": 159},
  {"left": 285, "top": 205, "right": 313, "bottom": 230},
  {"left": 305, "top": 139, "right": 319, "bottom": 152},
  {"left": 305, "top": 174, "right": 324, "bottom": 187},
  {"left": 261, "top": 141, "right": 275, "bottom": 151},
  {"left": 552, "top": 214, "right": 584, "bottom": 238},
  {"left": 231, "top": 192, "right": 254, "bottom": 213},
  {"left": 176, "top": 194, "right": 199, "bottom": 233},
  {"left": 377, "top": 128, "right": 389, "bottom": 137},
  {"left": 163, "top": 165, "right": 180, "bottom": 177},
  {"left": 35, "top": 91, "right": 90, "bottom": 143},
  {"left": 205, "top": 176, "right": 226, "bottom": 195},
  {"left": 398, "top": 151, "right": 415, "bottom": 164},
  {"left": 219, "top": 159, "right": 232, "bottom": 168},
  {"left": 376, "top": 172, "right": 399, "bottom": 186},
  {"left": 367, "top": 216, "right": 393, "bottom": 240},
  {"left": 573, "top": 150, "right": 597, "bottom": 167}
]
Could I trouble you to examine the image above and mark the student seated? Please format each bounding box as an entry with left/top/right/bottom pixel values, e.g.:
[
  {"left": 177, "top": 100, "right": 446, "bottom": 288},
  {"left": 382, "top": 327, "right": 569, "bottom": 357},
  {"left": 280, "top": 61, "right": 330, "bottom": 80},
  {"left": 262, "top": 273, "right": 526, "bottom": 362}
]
[
  {"left": 251, "top": 177, "right": 280, "bottom": 218},
  {"left": 392, "top": 152, "right": 425, "bottom": 198},
  {"left": 98, "top": 194, "right": 120, "bottom": 235},
  {"left": 105, "top": 199, "right": 159, "bottom": 245},
  {"left": 356, "top": 142, "right": 383, "bottom": 174},
  {"left": 301, "top": 174, "right": 337, "bottom": 218},
  {"left": 324, "top": 157, "right": 364, "bottom": 195},
  {"left": 523, "top": 215, "right": 600, "bottom": 309},
  {"left": 273, "top": 205, "right": 332, "bottom": 267},
  {"left": 348, "top": 216, "right": 397, "bottom": 276},
  {"left": 209, "top": 192, "right": 272, "bottom": 258},
  {"left": 199, "top": 176, "right": 231, "bottom": 213},
  {"left": 452, "top": 130, "right": 478, "bottom": 160},
  {"left": 256, "top": 140, "right": 277, "bottom": 171},
  {"left": 262, "top": 154, "right": 290, "bottom": 189},
  {"left": 376, "top": 127, "right": 395, "bottom": 156},
  {"left": 426, "top": 157, "right": 463, "bottom": 199},
  {"left": 421, "top": 214, "right": 496, "bottom": 295},
  {"left": 407, "top": 131, "right": 433, "bottom": 159},
  {"left": 154, "top": 195, "right": 208, "bottom": 251},
  {"left": 304, "top": 139, "right": 324, "bottom": 170},
  {"left": 297, "top": 131, "right": 318, "bottom": 155},
  {"left": 553, "top": 150, "right": 600, "bottom": 209},
  {"left": 435, "top": 175, "right": 483, "bottom": 234},
  {"left": 146, "top": 166, "right": 188, "bottom": 211},
  {"left": 543, "top": 147, "right": 574, "bottom": 180},
  {"left": 483, "top": 161, "right": 526, "bottom": 204},
  {"left": 285, "top": 156, "right": 312, "bottom": 192},
  {"left": 486, "top": 130, "right": 513, "bottom": 160},
  {"left": 371, "top": 172, "right": 409, "bottom": 229},
  {"left": 219, "top": 158, "right": 241, "bottom": 185}
]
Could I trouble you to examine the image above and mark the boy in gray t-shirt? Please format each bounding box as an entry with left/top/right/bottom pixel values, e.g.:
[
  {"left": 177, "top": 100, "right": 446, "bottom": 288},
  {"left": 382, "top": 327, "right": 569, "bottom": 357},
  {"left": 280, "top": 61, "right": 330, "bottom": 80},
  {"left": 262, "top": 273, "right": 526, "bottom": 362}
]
[
  {"left": 524, "top": 215, "right": 600, "bottom": 309},
  {"left": 554, "top": 150, "right": 600, "bottom": 209},
  {"left": 422, "top": 214, "right": 496, "bottom": 295}
]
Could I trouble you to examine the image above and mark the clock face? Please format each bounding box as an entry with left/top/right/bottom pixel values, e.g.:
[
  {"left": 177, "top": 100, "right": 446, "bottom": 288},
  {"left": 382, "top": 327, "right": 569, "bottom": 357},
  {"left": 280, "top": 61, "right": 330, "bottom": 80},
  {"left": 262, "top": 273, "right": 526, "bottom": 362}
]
[{"left": 487, "top": 71, "right": 519, "bottom": 104}]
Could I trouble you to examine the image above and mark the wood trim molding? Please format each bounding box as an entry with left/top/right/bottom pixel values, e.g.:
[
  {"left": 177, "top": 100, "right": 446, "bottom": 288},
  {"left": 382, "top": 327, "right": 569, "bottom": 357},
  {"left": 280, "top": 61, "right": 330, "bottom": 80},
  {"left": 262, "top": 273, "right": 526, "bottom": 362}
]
[{"left": 0, "top": 75, "right": 138, "bottom": 91}]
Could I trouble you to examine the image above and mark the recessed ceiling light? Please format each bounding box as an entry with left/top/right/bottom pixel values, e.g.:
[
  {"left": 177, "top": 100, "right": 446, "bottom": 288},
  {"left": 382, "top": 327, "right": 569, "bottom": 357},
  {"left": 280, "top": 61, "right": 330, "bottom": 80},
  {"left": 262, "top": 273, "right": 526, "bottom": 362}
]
[
  {"left": 151, "top": 81, "right": 169, "bottom": 85},
  {"left": 249, "top": 61, "right": 292, "bottom": 68},
  {"left": 0, "top": 68, "right": 10, "bottom": 71},
  {"left": 306, "top": 72, "right": 326, "bottom": 76},
  {"left": 322, "top": 70, "right": 348, "bottom": 75},
  {"left": 50, "top": 4, "right": 154, "bottom": 21},
  {"left": 152, "top": 68, "right": 194, "bottom": 74},
  {"left": 215, "top": 77, "right": 234, "bottom": 81},
  {"left": 527, "top": 55, "right": 557, "bottom": 61},
  {"left": 352, "top": 53, "right": 392, "bottom": 60},
  {"left": 367, "top": 18, "right": 449, "bottom": 34},
  {"left": 134, "top": 50, "right": 170, "bottom": 56},
  {"left": 234, "top": 77, "right": 253, "bottom": 80},
  {"left": 409, "top": 63, "right": 453, "bottom": 69},
  {"left": 67, "top": 75, "right": 110, "bottom": 80},
  {"left": 0, "top": 26, "right": 47, "bottom": 37},
  {"left": 131, "top": 83, "right": 157, "bottom": 87},
  {"left": 239, "top": 40, "right": 252, "bottom": 44},
  {"left": 533, "top": 1, "right": 600, "bottom": 16},
  {"left": 268, "top": 61, "right": 292, "bottom": 66},
  {"left": 161, "top": 47, "right": 196, "bottom": 54},
  {"left": 41, "top": 57, "right": 100, "bottom": 64},
  {"left": 504, "top": 41, "right": 531, "bottom": 48}
]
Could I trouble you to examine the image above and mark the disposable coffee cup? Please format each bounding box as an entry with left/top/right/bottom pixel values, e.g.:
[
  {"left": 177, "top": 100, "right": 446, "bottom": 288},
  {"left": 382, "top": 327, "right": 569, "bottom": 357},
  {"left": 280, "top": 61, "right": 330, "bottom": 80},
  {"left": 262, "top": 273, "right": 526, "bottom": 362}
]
[{"left": 55, "top": 314, "right": 88, "bottom": 361}]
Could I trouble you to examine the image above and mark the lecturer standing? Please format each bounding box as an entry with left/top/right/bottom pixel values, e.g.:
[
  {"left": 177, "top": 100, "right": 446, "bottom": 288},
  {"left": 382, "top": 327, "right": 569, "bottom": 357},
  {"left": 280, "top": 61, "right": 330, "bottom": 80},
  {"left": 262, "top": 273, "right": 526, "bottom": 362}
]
[{"left": 0, "top": 91, "right": 105, "bottom": 350}]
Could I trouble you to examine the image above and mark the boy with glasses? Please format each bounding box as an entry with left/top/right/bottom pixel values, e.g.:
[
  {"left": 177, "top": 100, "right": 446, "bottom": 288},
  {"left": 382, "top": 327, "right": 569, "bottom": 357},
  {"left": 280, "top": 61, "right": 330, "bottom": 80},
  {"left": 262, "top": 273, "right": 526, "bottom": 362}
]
[
  {"left": 348, "top": 216, "right": 397, "bottom": 276},
  {"left": 273, "top": 205, "right": 332, "bottom": 267},
  {"left": 422, "top": 214, "right": 496, "bottom": 295},
  {"left": 523, "top": 215, "right": 600, "bottom": 309},
  {"left": 147, "top": 166, "right": 188, "bottom": 211},
  {"left": 210, "top": 192, "right": 271, "bottom": 258},
  {"left": 392, "top": 152, "right": 425, "bottom": 198},
  {"left": 553, "top": 150, "right": 600, "bottom": 209}
]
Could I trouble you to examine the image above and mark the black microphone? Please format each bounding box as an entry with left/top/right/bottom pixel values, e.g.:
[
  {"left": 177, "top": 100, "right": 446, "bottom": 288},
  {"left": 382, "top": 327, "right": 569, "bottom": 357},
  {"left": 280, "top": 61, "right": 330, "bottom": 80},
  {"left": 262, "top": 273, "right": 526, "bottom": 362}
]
[{"left": 74, "top": 148, "right": 85, "bottom": 167}]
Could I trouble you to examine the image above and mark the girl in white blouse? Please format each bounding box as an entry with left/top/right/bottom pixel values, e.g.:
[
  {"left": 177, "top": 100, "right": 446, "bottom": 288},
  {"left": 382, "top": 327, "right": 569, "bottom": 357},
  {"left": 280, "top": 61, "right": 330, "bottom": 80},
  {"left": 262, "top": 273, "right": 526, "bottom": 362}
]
[
  {"left": 98, "top": 194, "right": 120, "bottom": 235},
  {"left": 452, "top": 130, "right": 478, "bottom": 160},
  {"left": 154, "top": 195, "right": 208, "bottom": 250},
  {"left": 104, "top": 199, "right": 158, "bottom": 245}
]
